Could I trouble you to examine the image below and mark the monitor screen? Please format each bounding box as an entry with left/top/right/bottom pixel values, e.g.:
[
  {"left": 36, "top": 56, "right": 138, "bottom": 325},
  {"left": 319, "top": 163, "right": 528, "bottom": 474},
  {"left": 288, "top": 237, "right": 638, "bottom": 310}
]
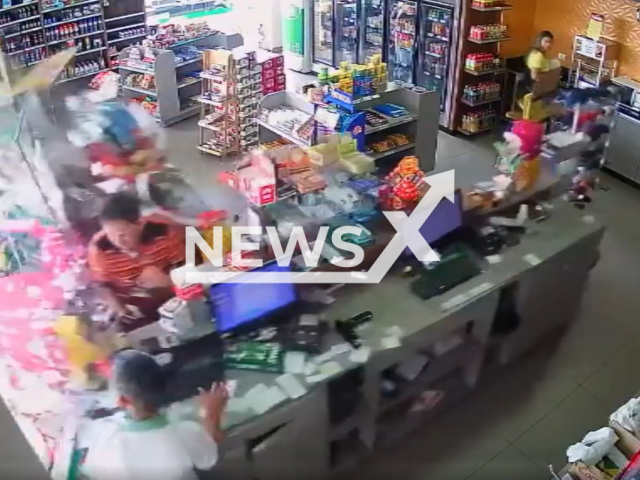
[
  {"left": 404, "top": 190, "right": 462, "bottom": 257},
  {"left": 209, "top": 263, "right": 297, "bottom": 333}
]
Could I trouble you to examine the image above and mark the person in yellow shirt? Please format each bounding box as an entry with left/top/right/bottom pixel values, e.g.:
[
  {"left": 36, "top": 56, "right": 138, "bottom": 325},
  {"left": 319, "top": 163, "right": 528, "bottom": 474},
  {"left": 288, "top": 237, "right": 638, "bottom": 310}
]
[
  {"left": 526, "top": 31, "right": 555, "bottom": 80},
  {"left": 520, "top": 31, "right": 556, "bottom": 121}
]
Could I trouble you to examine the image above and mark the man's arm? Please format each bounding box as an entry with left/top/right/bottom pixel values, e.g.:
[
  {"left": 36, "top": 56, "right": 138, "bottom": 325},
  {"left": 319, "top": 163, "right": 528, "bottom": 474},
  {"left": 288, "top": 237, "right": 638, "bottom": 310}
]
[{"left": 199, "top": 383, "right": 228, "bottom": 444}]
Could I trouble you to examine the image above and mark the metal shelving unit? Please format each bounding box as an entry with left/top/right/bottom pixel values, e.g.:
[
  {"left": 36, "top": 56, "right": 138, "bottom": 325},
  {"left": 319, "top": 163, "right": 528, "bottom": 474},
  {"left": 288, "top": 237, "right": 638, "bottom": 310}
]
[{"left": 570, "top": 35, "right": 620, "bottom": 89}]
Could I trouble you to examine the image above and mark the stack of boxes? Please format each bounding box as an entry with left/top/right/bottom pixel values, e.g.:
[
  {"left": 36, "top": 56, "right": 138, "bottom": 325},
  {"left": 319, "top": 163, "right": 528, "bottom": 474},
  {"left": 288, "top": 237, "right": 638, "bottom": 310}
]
[
  {"left": 258, "top": 51, "right": 285, "bottom": 96},
  {"left": 235, "top": 50, "right": 262, "bottom": 153}
]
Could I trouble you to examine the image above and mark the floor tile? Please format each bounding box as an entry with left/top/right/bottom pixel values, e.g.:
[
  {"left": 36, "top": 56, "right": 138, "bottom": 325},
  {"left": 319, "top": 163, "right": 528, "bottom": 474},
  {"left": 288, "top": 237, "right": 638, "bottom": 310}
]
[
  {"left": 465, "top": 346, "right": 580, "bottom": 442},
  {"left": 582, "top": 330, "right": 640, "bottom": 411},
  {"left": 514, "top": 387, "right": 611, "bottom": 472},
  {"left": 437, "top": 132, "right": 479, "bottom": 162},
  {"left": 467, "top": 445, "right": 547, "bottom": 480},
  {"left": 433, "top": 152, "right": 496, "bottom": 190}
]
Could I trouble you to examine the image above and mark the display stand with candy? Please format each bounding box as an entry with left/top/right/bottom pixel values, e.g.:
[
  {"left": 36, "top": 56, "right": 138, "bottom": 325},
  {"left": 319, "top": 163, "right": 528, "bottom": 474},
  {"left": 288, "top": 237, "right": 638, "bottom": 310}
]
[{"left": 380, "top": 156, "right": 428, "bottom": 211}]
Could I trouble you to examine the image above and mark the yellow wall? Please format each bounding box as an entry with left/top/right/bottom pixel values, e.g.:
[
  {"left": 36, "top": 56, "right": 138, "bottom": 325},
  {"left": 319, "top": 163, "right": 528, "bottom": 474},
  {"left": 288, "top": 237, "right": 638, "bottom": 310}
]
[{"left": 533, "top": 0, "right": 640, "bottom": 79}]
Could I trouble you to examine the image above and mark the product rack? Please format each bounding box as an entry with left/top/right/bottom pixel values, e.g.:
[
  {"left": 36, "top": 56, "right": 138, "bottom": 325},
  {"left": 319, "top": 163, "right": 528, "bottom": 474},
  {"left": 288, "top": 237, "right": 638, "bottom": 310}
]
[
  {"left": 0, "top": 0, "right": 146, "bottom": 83},
  {"left": 569, "top": 35, "right": 620, "bottom": 89},
  {"left": 258, "top": 85, "right": 440, "bottom": 172},
  {"left": 452, "top": 0, "right": 512, "bottom": 135},
  {"left": 118, "top": 33, "right": 242, "bottom": 127},
  {"left": 197, "top": 49, "right": 239, "bottom": 158}
]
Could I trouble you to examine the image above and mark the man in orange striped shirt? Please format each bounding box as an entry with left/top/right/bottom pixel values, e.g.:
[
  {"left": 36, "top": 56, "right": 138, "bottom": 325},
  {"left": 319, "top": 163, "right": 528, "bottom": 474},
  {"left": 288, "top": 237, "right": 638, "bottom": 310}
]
[{"left": 88, "top": 192, "right": 186, "bottom": 332}]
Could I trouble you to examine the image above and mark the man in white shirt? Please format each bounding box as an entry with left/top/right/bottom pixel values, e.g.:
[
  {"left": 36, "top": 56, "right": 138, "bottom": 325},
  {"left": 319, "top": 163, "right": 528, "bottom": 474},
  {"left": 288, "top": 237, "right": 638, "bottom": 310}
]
[{"left": 83, "top": 349, "right": 227, "bottom": 480}]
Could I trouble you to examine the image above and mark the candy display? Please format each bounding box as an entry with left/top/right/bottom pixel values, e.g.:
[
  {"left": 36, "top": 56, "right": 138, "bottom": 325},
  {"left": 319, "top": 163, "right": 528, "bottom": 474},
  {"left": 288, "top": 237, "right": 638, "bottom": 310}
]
[
  {"left": 365, "top": 110, "right": 389, "bottom": 128},
  {"left": 461, "top": 109, "right": 496, "bottom": 133},
  {"left": 462, "top": 82, "right": 501, "bottom": 104},
  {"left": 123, "top": 73, "right": 156, "bottom": 92},
  {"left": 465, "top": 53, "right": 504, "bottom": 72},
  {"left": 469, "top": 24, "right": 508, "bottom": 41},
  {"left": 371, "top": 103, "right": 410, "bottom": 118},
  {"left": 367, "top": 133, "right": 412, "bottom": 154},
  {"left": 380, "top": 156, "right": 427, "bottom": 210},
  {"left": 145, "top": 22, "right": 216, "bottom": 50},
  {"left": 320, "top": 55, "right": 388, "bottom": 104},
  {"left": 259, "top": 106, "right": 314, "bottom": 144}
]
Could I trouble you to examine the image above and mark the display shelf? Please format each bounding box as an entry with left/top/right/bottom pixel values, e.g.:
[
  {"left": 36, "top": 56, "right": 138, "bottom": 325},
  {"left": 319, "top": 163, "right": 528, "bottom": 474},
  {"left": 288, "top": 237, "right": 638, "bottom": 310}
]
[
  {"left": 7, "top": 43, "right": 46, "bottom": 55},
  {"left": 5, "top": 25, "right": 42, "bottom": 38},
  {"left": 464, "top": 68, "right": 506, "bottom": 76},
  {"left": 0, "top": 0, "right": 38, "bottom": 12},
  {"left": 467, "top": 36, "right": 510, "bottom": 44},
  {"left": 42, "top": 0, "right": 99, "bottom": 13},
  {"left": 57, "top": 67, "right": 107, "bottom": 83},
  {"left": 120, "top": 63, "right": 153, "bottom": 74},
  {"left": 0, "top": 14, "right": 40, "bottom": 29},
  {"left": 45, "top": 13, "right": 100, "bottom": 28},
  {"left": 369, "top": 142, "right": 415, "bottom": 160},
  {"left": 197, "top": 96, "right": 224, "bottom": 107},
  {"left": 258, "top": 119, "right": 311, "bottom": 147},
  {"left": 74, "top": 46, "right": 106, "bottom": 57},
  {"left": 123, "top": 85, "right": 156, "bottom": 96},
  {"left": 426, "top": 32, "right": 448, "bottom": 42},
  {"left": 106, "top": 22, "right": 145, "bottom": 33},
  {"left": 425, "top": 51, "right": 443, "bottom": 59},
  {"left": 176, "top": 56, "right": 202, "bottom": 68},
  {"left": 470, "top": 4, "right": 513, "bottom": 11},
  {"left": 107, "top": 33, "right": 145, "bottom": 45},
  {"left": 461, "top": 97, "right": 500, "bottom": 107},
  {"left": 47, "top": 30, "right": 104, "bottom": 46},
  {"left": 457, "top": 125, "right": 495, "bottom": 135},
  {"left": 365, "top": 113, "right": 418, "bottom": 134},
  {"left": 104, "top": 12, "right": 145, "bottom": 23},
  {"left": 177, "top": 78, "right": 201, "bottom": 89}
]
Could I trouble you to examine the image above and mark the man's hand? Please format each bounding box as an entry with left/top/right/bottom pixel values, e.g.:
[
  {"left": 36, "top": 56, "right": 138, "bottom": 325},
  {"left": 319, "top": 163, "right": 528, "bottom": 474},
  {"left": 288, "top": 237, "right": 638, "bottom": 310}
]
[
  {"left": 199, "top": 382, "right": 228, "bottom": 443},
  {"left": 136, "top": 266, "right": 172, "bottom": 289},
  {"left": 199, "top": 382, "right": 228, "bottom": 418}
]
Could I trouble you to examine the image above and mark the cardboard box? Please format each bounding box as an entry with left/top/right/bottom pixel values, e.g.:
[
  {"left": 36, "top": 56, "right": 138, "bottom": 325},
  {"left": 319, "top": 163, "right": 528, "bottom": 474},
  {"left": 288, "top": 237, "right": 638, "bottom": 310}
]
[
  {"left": 263, "top": 68, "right": 275, "bottom": 79},
  {"left": 262, "top": 58, "right": 275, "bottom": 69},
  {"left": 276, "top": 65, "right": 285, "bottom": 75},
  {"left": 276, "top": 55, "right": 284, "bottom": 66}
]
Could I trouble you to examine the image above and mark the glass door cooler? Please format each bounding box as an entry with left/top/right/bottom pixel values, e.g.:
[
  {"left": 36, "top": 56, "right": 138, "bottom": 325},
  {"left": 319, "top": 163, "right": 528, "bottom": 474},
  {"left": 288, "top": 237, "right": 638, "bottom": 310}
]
[
  {"left": 313, "top": 0, "right": 335, "bottom": 66},
  {"left": 361, "top": 0, "right": 385, "bottom": 63},
  {"left": 417, "top": 1, "right": 454, "bottom": 109},
  {"left": 387, "top": 0, "right": 418, "bottom": 83},
  {"left": 335, "top": 0, "right": 359, "bottom": 65}
]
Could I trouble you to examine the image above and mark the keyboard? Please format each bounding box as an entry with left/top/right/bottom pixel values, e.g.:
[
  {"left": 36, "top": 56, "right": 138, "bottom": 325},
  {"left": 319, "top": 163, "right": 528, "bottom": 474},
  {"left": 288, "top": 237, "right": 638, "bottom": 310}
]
[{"left": 411, "top": 247, "right": 482, "bottom": 300}]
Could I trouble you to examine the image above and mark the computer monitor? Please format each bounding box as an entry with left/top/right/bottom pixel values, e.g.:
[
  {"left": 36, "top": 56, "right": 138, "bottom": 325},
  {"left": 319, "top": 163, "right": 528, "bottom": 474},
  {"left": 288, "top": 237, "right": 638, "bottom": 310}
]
[
  {"left": 209, "top": 262, "right": 297, "bottom": 334},
  {"left": 404, "top": 189, "right": 463, "bottom": 258}
]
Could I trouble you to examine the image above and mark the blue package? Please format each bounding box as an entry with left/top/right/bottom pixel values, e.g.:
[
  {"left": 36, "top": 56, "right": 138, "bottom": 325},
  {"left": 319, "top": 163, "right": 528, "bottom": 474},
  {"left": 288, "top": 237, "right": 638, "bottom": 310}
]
[{"left": 372, "top": 103, "right": 409, "bottom": 118}]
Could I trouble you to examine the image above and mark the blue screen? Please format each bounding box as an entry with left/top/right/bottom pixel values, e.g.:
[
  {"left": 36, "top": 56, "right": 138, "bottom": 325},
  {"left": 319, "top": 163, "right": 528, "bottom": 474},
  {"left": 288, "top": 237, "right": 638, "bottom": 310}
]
[
  {"left": 404, "top": 190, "right": 463, "bottom": 256},
  {"left": 209, "top": 263, "right": 297, "bottom": 333}
]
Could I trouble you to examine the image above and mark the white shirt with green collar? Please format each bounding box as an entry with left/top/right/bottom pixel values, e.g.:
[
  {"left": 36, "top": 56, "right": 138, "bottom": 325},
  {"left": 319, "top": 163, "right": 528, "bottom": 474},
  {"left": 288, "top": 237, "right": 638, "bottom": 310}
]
[{"left": 83, "top": 412, "right": 218, "bottom": 480}]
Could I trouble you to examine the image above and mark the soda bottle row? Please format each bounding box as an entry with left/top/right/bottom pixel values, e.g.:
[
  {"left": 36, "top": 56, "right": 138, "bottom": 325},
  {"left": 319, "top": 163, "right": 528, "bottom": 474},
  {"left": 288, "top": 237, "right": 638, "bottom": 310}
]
[
  {"left": 426, "top": 8, "right": 450, "bottom": 23},
  {"left": 429, "top": 21, "right": 448, "bottom": 37},
  {"left": 2, "top": 31, "right": 44, "bottom": 53},
  {"left": 425, "top": 59, "right": 446, "bottom": 77},
  {"left": 45, "top": 18, "right": 102, "bottom": 41},
  {"left": 469, "top": 24, "right": 507, "bottom": 40},
  {"left": 49, "top": 35, "right": 103, "bottom": 54},
  {"left": 19, "top": 19, "right": 40, "bottom": 31},
  {"left": 462, "top": 81, "right": 500, "bottom": 103},
  {"left": 427, "top": 41, "right": 447, "bottom": 56},
  {"left": 116, "top": 26, "right": 146, "bottom": 39},
  {"left": 14, "top": 46, "right": 47, "bottom": 67},
  {"left": 59, "top": 58, "right": 105, "bottom": 80},
  {"left": 0, "top": 4, "right": 37, "bottom": 24},
  {"left": 461, "top": 109, "right": 496, "bottom": 133},
  {"left": 465, "top": 53, "right": 503, "bottom": 72},
  {"left": 43, "top": 4, "right": 100, "bottom": 24}
]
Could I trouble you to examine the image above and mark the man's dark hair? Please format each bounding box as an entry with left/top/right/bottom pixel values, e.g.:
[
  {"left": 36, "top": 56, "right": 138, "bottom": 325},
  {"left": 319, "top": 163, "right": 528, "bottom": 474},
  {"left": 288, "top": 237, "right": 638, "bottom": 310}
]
[
  {"left": 112, "top": 349, "right": 167, "bottom": 409},
  {"left": 100, "top": 192, "right": 141, "bottom": 224}
]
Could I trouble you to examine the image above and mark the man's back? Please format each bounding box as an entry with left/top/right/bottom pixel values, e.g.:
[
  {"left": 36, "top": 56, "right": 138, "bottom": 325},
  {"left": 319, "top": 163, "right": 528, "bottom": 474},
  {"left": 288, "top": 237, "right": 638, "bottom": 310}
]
[{"left": 83, "top": 414, "right": 218, "bottom": 480}]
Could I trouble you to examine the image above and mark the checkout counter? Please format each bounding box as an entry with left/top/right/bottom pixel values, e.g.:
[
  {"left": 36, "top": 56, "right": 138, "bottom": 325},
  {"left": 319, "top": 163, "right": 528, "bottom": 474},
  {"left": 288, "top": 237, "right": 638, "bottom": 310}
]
[
  {"left": 605, "top": 77, "right": 640, "bottom": 184},
  {"left": 47, "top": 195, "right": 604, "bottom": 480}
]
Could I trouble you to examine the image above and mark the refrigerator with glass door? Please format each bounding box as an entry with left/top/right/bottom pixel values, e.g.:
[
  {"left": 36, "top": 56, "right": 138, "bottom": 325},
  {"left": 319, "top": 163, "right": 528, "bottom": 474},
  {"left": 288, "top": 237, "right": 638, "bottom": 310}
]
[
  {"left": 360, "top": 0, "right": 386, "bottom": 63},
  {"left": 416, "top": 0, "right": 461, "bottom": 126},
  {"left": 387, "top": 0, "right": 419, "bottom": 84},
  {"left": 313, "top": 0, "right": 335, "bottom": 66},
  {"left": 334, "top": 0, "right": 359, "bottom": 65}
]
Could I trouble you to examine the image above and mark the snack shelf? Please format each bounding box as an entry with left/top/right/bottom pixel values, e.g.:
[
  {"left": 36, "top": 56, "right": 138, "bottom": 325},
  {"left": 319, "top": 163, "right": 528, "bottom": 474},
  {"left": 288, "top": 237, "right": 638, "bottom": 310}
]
[
  {"left": 369, "top": 142, "right": 415, "bottom": 160},
  {"left": 365, "top": 113, "right": 418, "bottom": 134}
]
